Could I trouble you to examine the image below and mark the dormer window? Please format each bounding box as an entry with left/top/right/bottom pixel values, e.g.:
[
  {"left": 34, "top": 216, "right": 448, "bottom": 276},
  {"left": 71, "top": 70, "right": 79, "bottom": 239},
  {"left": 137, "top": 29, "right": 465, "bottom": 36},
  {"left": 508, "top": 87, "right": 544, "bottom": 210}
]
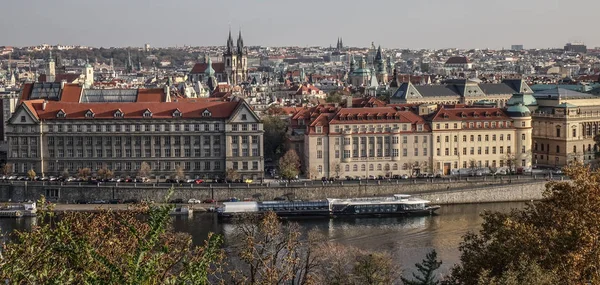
[
  {"left": 241, "top": 114, "right": 247, "bottom": 121},
  {"left": 202, "top": 109, "right": 212, "bottom": 117},
  {"left": 85, "top": 110, "right": 94, "bottom": 118},
  {"left": 56, "top": 110, "right": 66, "bottom": 118},
  {"left": 461, "top": 112, "right": 467, "bottom": 118},
  {"left": 114, "top": 110, "right": 124, "bottom": 118},
  {"left": 172, "top": 109, "right": 182, "bottom": 117},
  {"left": 143, "top": 109, "right": 152, "bottom": 118}
]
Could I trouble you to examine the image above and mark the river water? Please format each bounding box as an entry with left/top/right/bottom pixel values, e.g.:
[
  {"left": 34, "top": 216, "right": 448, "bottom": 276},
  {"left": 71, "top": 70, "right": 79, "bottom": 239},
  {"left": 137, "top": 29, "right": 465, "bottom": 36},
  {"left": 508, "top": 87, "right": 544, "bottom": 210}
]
[{"left": 0, "top": 202, "right": 525, "bottom": 277}]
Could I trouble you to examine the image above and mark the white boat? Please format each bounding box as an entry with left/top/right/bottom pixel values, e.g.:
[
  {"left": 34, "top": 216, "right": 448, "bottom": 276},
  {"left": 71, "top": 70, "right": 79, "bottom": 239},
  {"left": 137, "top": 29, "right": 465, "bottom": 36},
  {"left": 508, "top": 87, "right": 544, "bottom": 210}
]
[{"left": 0, "top": 202, "right": 37, "bottom": 218}]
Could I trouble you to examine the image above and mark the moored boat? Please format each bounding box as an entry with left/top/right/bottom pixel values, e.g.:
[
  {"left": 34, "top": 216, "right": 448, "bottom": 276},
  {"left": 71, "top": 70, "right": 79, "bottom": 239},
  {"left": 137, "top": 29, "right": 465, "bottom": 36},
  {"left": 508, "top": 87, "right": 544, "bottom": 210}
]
[{"left": 217, "top": 194, "right": 439, "bottom": 219}]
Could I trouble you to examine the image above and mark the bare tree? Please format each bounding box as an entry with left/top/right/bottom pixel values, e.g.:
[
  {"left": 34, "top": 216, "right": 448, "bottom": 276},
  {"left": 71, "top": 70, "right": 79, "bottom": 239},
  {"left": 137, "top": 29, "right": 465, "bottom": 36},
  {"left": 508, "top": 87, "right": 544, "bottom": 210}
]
[
  {"left": 330, "top": 161, "right": 343, "bottom": 179},
  {"left": 78, "top": 168, "right": 92, "bottom": 180},
  {"left": 27, "top": 169, "right": 36, "bottom": 180},
  {"left": 96, "top": 166, "right": 114, "bottom": 180},
  {"left": 172, "top": 165, "right": 185, "bottom": 181},
  {"left": 226, "top": 168, "right": 240, "bottom": 183},
  {"left": 1, "top": 163, "right": 13, "bottom": 176},
  {"left": 137, "top": 161, "right": 151, "bottom": 178}
]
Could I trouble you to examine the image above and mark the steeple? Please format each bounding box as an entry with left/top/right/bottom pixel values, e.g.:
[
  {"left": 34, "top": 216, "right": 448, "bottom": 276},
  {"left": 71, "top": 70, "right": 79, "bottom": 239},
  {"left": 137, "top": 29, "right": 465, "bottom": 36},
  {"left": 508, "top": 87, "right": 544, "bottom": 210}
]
[
  {"left": 349, "top": 54, "right": 356, "bottom": 73},
  {"left": 126, "top": 51, "right": 133, "bottom": 73},
  {"left": 226, "top": 28, "right": 234, "bottom": 55},
  {"left": 237, "top": 29, "right": 245, "bottom": 55},
  {"left": 375, "top": 45, "right": 382, "bottom": 61},
  {"left": 339, "top": 38, "right": 343, "bottom": 50},
  {"left": 49, "top": 50, "right": 54, "bottom": 62}
]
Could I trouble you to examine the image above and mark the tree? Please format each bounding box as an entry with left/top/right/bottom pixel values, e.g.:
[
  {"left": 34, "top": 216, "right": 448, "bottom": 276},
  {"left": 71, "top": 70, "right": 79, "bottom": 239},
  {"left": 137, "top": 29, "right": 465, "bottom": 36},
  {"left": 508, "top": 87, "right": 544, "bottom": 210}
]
[
  {"left": 325, "top": 91, "right": 343, "bottom": 103},
  {"left": 1, "top": 163, "right": 13, "bottom": 176},
  {"left": 26, "top": 169, "right": 36, "bottom": 180},
  {"left": 306, "top": 166, "right": 318, "bottom": 180},
  {"left": 445, "top": 162, "right": 600, "bottom": 285},
  {"left": 137, "top": 161, "right": 151, "bottom": 178},
  {"left": 172, "top": 165, "right": 184, "bottom": 181},
  {"left": 96, "top": 166, "right": 114, "bottom": 180},
  {"left": 330, "top": 161, "right": 343, "bottom": 179},
  {"left": 278, "top": 149, "right": 300, "bottom": 181},
  {"left": 469, "top": 159, "right": 478, "bottom": 174},
  {"left": 263, "top": 115, "right": 288, "bottom": 161},
  {"left": 61, "top": 168, "right": 70, "bottom": 179},
  {"left": 228, "top": 211, "right": 321, "bottom": 284},
  {"left": 0, "top": 194, "right": 225, "bottom": 284},
  {"left": 225, "top": 168, "right": 240, "bottom": 183},
  {"left": 402, "top": 250, "right": 442, "bottom": 285},
  {"left": 78, "top": 168, "right": 92, "bottom": 180},
  {"left": 503, "top": 153, "right": 517, "bottom": 173},
  {"left": 353, "top": 252, "right": 399, "bottom": 285}
]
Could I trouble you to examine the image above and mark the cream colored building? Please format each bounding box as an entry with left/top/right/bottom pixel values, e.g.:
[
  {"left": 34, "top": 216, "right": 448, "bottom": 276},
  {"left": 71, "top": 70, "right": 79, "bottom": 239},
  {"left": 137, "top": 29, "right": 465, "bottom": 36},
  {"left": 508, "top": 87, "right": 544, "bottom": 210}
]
[
  {"left": 531, "top": 87, "right": 600, "bottom": 167},
  {"left": 297, "top": 96, "right": 532, "bottom": 178}
]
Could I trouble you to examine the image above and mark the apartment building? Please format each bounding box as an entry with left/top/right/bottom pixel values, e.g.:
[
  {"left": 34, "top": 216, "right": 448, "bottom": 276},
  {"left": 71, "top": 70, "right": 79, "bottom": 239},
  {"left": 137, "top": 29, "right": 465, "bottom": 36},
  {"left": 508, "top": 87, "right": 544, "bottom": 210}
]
[
  {"left": 296, "top": 94, "right": 532, "bottom": 178},
  {"left": 7, "top": 82, "right": 264, "bottom": 180}
]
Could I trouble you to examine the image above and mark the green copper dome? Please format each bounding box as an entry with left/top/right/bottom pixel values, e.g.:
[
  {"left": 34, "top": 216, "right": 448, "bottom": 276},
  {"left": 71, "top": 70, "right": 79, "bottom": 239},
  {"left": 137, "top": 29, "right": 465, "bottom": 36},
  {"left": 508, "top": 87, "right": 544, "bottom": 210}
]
[
  {"left": 506, "top": 104, "right": 531, "bottom": 117},
  {"left": 506, "top": 93, "right": 537, "bottom": 107}
]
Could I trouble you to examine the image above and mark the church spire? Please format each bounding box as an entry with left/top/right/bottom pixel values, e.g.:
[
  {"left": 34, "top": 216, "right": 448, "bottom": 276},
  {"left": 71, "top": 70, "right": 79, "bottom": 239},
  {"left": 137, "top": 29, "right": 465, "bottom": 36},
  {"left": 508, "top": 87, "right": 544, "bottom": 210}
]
[
  {"left": 226, "top": 28, "right": 234, "bottom": 55},
  {"left": 237, "top": 29, "right": 245, "bottom": 55}
]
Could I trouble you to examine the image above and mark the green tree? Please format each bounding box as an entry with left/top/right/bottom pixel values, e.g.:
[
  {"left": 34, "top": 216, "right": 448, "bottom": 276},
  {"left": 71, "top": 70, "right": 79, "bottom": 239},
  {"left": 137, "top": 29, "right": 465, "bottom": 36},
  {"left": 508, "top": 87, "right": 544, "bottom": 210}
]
[
  {"left": 402, "top": 250, "right": 442, "bottom": 285},
  {"left": 445, "top": 162, "right": 600, "bottom": 285},
  {"left": 262, "top": 115, "right": 288, "bottom": 161},
  {"left": 278, "top": 149, "right": 300, "bottom": 181},
  {"left": 26, "top": 169, "right": 36, "bottom": 180},
  {"left": 326, "top": 92, "right": 343, "bottom": 103},
  {"left": 0, "top": 193, "right": 225, "bottom": 284},
  {"left": 61, "top": 168, "right": 70, "bottom": 179}
]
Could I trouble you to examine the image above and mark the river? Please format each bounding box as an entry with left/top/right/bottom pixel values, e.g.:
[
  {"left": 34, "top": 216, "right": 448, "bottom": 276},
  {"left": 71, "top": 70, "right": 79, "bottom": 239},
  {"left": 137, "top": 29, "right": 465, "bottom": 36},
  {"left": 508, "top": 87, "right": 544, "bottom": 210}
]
[{"left": 0, "top": 202, "right": 526, "bottom": 277}]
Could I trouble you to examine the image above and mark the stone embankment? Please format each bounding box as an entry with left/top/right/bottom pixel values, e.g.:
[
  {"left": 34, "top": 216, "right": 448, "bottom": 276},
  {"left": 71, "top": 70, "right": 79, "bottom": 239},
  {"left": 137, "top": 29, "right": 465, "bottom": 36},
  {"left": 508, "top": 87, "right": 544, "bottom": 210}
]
[{"left": 0, "top": 176, "right": 555, "bottom": 205}]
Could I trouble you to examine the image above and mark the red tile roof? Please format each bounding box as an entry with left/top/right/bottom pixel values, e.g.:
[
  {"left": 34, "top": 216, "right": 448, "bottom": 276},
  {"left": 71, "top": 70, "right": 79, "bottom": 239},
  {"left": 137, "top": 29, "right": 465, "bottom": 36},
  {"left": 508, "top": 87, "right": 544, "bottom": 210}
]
[
  {"left": 445, "top": 56, "right": 470, "bottom": 64},
  {"left": 19, "top": 83, "right": 33, "bottom": 102},
  {"left": 137, "top": 88, "right": 167, "bottom": 102},
  {"left": 24, "top": 100, "right": 241, "bottom": 120},
  {"left": 190, "top": 62, "right": 225, "bottom": 74},
  {"left": 429, "top": 106, "right": 509, "bottom": 122},
  {"left": 329, "top": 107, "right": 426, "bottom": 125},
  {"left": 59, "top": 84, "right": 83, "bottom": 102}
]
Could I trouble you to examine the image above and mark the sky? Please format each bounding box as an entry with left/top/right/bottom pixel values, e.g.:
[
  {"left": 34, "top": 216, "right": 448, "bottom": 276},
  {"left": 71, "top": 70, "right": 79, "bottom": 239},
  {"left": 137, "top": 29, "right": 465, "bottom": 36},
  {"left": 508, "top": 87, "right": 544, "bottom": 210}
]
[{"left": 1, "top": 0, "right": 597, "bottom": 49}]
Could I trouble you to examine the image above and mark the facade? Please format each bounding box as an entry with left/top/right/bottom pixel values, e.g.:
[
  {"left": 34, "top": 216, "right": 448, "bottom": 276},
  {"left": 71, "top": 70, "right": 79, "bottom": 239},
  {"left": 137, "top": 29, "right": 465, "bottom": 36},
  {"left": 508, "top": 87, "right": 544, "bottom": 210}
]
[
  {"left": 531, "top": 87, "right": 600, "bottom": 168},
  {"left": 390, "top": 79, "right": 533, "bottom": 108},
  {"left": 7, "top": 83, "right": 264, "bottom": 180},
  {"left": 294, "top": 96, "right": 531, "bottom": 178}
]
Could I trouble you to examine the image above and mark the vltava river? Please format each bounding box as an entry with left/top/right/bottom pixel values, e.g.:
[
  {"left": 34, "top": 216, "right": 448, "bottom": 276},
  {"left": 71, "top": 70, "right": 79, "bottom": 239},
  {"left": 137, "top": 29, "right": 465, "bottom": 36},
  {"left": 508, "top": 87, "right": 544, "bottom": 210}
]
[{"left": 0, "top": 202, "right": 526, "bottom": 276}]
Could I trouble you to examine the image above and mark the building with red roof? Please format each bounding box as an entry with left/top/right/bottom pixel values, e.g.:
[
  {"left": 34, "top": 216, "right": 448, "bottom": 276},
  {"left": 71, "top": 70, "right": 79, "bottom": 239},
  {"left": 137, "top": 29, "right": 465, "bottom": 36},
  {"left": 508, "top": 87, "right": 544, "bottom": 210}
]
[{"left": 7, "top": 83, "right": 264, "bottom": 181}]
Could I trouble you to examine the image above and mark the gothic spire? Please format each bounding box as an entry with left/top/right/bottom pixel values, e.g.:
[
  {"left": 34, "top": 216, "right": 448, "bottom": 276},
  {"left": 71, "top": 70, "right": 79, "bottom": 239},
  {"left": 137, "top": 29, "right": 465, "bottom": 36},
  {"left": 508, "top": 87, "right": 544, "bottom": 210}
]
[
  {"left": 226, "top": 28, "right": 234, "bottom": 55},
  {"left": 49, "top": 50, "right": 54, "bottom": 62},
  {"left": 375, "top": 45, "right": 383, "bottom": 61},
  {"left": 237, "top": 29, "right": 245, "bottom": 55}
]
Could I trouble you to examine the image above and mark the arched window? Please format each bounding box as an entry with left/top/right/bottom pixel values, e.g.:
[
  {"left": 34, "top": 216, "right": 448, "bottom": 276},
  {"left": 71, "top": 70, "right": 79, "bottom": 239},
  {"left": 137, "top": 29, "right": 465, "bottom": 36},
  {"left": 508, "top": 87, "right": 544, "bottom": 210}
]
[
  {"left": 384, "top": 164, "right": 390, "bottom": 171},
  {"left": 402, "top": 163, "right": 408, "bottom": 170},
  {"left": 369, "top": 164, "right": 374, "bottom": 171},
  {"left": 361, "top": 164, "right": 366, "bottom": 171},
  {"left": 556, "top": 145, "right": 560, "bottom": 154},
  {"left": 393, "top": 163, "right": 398, "bottom": 171},
  {"left": 353, "top": 164, "right": 358, "bottom": 171},
  {"left": 573, "top": 145, "right": 577, "bottom": 153},
  {"left": 556, "top": 126, "right": 561, "bottom": 138},
  {"left": 377, "top": 164, "right": 382, "bottom": 171},
  {"left": 345, "top": 165, "right": 350, "bottom": 172},
  {"left": 317, "top": 165, "right": 322, "bottom": 173}
]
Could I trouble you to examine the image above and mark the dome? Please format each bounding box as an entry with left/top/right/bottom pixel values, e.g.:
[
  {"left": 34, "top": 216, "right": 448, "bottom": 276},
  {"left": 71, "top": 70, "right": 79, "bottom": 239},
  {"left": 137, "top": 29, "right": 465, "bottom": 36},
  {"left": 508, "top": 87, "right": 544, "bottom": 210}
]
[
  {"left": 506, "top": 104, "right": 531, "bottom": 117},
  {"left": 506, "top": 93, "right": 537, "bottom": 107}
]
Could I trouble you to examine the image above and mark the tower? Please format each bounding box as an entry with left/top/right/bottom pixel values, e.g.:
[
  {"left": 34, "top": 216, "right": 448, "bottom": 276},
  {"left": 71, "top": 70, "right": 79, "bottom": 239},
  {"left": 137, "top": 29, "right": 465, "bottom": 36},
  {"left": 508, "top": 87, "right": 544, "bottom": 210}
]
[
  {"left": 47, "top": 50, "right": 56, "bottom": 83},
  {"left": 83, "top": 59, "right": 94, "bottom": 87},
  {"left": 506, "top": 98, "right": 533, "bottom": 170},
  {"left": 205, "top": 57, "right": 217, "bottom": 92},
  {"left": 236, "top": 30, "right": 248, "bottom": 83},
  {"left": 223, "top": 29, "right": 237, "bottom": 85},
  {"left": 126, "top": 51, "right": 133, "bottom": 74},
  {"left": 375, "top": 46, "right": 388, "bottom": 84}
]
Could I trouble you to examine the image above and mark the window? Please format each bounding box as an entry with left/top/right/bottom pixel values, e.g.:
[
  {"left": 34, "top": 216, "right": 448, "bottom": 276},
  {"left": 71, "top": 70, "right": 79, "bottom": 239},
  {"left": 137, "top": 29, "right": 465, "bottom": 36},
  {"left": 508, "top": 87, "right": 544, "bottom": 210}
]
[
  {"left": 500, "top": 146, "right": 504, "bottom": 154},
  {"left": 317, "top": 150, "right": 322, "bottom": 159},
  {"left": 485, "top": 135, "right": 489, "bottom": 141},
  {"left": 436, "top": 148, "right": 440, "bottom": 156},
  {"left": 500, "top": 134, "right": 504, "bottom": 141},
  {"left": 403, "top": 136, "right": 408, "bottom": 144},
  {"left": 470, "top": 135, "right": 474, "bottom": 142},
  {"left": 507, "top": 146, "right": 512, "bottom": 154},
  {"left": 463, "top": 135, "right": 467, "bottom": 142},
  {"left": 572, "top": 128, "right": 577, "bottom": 138},
  {"left": 414, "top": 148, "right": 419, "bottom": 156},
  {"left": 556, "top": 145, "right": 560, "bottom": 154},
  {"left": 445, "top": 148, "right": 449, "bottom": 156},
  {"left": 477, "top": 147, "right": 482, "bottom": 155},
  {"left": 463, "top": 148, "right": 467, "bottom": 155},
  {"left": 252, "top": 124, "right": 258, "bottom": 131},
  {"left": 485, "top": 147, "right": 489, "bottom": 154},
  {"left": 445, "top": 136, "right": 449, "bottom": 143},
  {"left": 414, "top": 136, "right": 419, "bottom": 143},
  {"left": 403, "top": 148, "right": 408, "bottom": 157},
  {"left": 492, "top": 147, "right": 496, "bottom": 154},
  {"left": 316, "top": 126, "right": 322, "bottom": 133},
  {"left": 317, "top": 138, "right": 322, "bottom": 146},
  {"left": 522, "top": 134, "right": 526, "bottom": 141},
  {"left": 507, "top": 134, "right": 511, "bottom": 141},
  {"left": 423, "top": 148, "right": 427, "bottom": 156},
  {"left": 232, "top": 125, "right": 239, "bottom": 131},
  {"left": 470, "top": 147, "right": 474, "bottom": 155},
  {"left": 242, "top": 124, "right": 248, "bottom": 131},
  {"left": 241, "top": 114, "right": 247, "bottom": 121},
  {"left": 477, "top": 135, "right": 481, "bottom": 142},
  {"left": 492, "top": 135, "right": 496, "bottom": 141}
]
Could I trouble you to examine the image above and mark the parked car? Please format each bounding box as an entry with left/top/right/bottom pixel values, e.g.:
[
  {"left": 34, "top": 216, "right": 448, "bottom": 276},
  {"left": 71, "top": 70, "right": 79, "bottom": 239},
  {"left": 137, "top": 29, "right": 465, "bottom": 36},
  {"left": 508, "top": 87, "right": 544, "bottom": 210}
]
[
  {"left": 169, "top": 198, "right": 184, "bottom": 204},
  {"left": 187, "top": 198, "right": 201, "bottom": 204},
  {"left": 202, "top": 198, "right": 216, "bottom": 203},
  {"left": 124, "top": 199, "right": 139, "bottom": 204},
  {"left": 243, "top": 179, "right": 253, "bottom": 184},
  {"left": 194, "top": 179, "right": 205, "bottom": 184},
  {"left": 274, "top": 196, "right": 287, "bottom": 201},
  {"left": 75, "top": 199, "right": 88, "bottom": 204},
  {"left": 108, "top": 199, "right": 123, "bottom": 204},
  {"left": 90, "top": 200, "right": 107, "bottom": 204}
]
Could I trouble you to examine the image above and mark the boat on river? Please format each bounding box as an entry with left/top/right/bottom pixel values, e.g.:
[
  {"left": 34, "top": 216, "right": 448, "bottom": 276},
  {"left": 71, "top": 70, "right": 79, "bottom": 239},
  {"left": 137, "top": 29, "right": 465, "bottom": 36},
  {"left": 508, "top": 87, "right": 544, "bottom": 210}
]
[
  {"left": 217, "top": 194, "right": 440, "bottom": 219},
  {"left": 0, "top": 202, "right": 37, "bottom": 218}
]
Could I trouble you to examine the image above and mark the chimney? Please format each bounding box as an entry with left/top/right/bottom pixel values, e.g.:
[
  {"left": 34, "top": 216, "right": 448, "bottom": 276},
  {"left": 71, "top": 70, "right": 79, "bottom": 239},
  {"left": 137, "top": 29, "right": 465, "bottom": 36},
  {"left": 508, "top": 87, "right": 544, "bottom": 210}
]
[
  {"left": 42, "top": 100, "right": 47, "bottom": 111},
  {"left": 164, "top": 85, "right": 171, "bottom": 102}
]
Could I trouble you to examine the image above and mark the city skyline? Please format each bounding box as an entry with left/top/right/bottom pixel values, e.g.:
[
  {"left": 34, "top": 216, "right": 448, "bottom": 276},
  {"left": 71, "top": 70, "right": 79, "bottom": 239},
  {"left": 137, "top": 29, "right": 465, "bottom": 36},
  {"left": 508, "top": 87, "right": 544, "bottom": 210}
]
[{"left": 1, "top": 0, "right": 596, "bottom": 49}]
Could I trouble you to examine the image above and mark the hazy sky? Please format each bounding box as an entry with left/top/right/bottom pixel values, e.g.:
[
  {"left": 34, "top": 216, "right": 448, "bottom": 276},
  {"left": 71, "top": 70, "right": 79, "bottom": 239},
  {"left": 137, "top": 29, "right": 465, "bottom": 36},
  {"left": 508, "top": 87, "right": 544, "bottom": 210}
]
[{"left": 1, "top": 0, "right": 596, "bottom": 49}]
